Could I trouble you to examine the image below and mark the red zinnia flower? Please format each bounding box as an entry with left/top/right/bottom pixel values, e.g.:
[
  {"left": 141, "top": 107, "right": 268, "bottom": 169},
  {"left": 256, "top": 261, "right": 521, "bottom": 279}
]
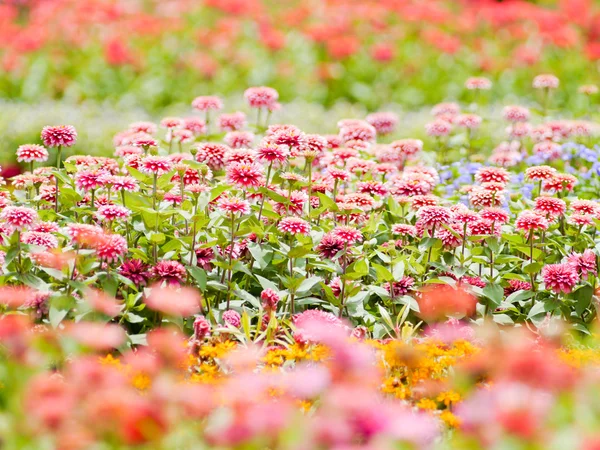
[{"left": 417, "top": 206, "right": 452, "bottom": 229}]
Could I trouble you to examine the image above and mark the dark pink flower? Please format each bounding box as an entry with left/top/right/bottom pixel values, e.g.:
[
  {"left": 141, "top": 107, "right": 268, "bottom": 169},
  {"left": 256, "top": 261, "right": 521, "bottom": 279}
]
[
  {"left": 331, "top": 226, "right": 362, "bottom": 245},
  {"left": 278, "top": 217, "right": 310, "bottom": 235},
  {"left": 118, "top": 259, "right": 150, "bottom": 286},
  {"left": 260, "top": 289, "right": 280, "bottom": 311},
  {"left": 1, "top": 206, "right": 37, "bottom": 230},
  {"left": 316, "top": 232, "right": 345, "bottom": 259},
  {"left": 567, "top": 250, "right": 597, "bottom": 280},
  {"left": 226, "top": 162, "right": 264, "bottom": 188},
  {"left": 151, "top": 261, "right": 187, "bottom": 286},
  {"left": 222, "top": 310, "right": 241, "bottom": 328}
]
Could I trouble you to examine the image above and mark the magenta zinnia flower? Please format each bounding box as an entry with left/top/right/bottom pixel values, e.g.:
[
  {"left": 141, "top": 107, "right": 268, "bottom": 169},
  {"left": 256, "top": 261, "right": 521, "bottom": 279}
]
[
  {"left": 260, "top": 288, "right": 280, "bottom": 311},
  {"left": 194, "top": 143, "right": 230, "bottom": 170},
  {"left": 118, "top": 259, "right": 150, "bottom": 286},
  {"left": 316, "top": 232, "right": 345, "bottom": 259},
  {"left": 534, "top": 196, "right": 566, "bottom": 218},
  {"left": 21, "top": 232, "right": 58, "bottom": 249},
  {"left": 542, "top": 263, "right": 578, "bottom": 294},
  {"left": 95, "top": 205, "right": 131, "bottom": 222},
  {"left": 515, "top": 211, "right": 549, "bottom": 232},
  {"left": 41, "top": 125, "right": 77, "bottom": 147}
]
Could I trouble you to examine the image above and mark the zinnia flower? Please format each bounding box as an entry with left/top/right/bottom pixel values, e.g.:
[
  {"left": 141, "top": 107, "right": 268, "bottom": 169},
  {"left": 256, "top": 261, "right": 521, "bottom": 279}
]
[
  {"left": 222, "top": 310, "right": 241, "bottom": 328},
  {"left": 95, "top": 205, "right": 131, "bottom": 222},
  {"left": 278, "top": 217, "right": 310, "bottom": 235},
  {"left": 194, "top": 143, "right": 230, "bottom": 170},
  {"left": 145, "top": 284, "right": 201, "bottom": 317},
  {"left": 244, "top": 86, "right": 278, "bottom": 108},
  {"left": 93, "top": 233, "right": 128, "bottom": 262},
  {"left": 218, "top": 197, "right": 250, "bottom": 215},
  {"left": 366, "top": 112, "right": 399, "bottom": 135},
  {"left": 140, "top": 156, "right": 173, "bottom": 176},
  {"left": 533, "top": 74, "right": 559, "bottom": 89},
  {"left": 150, "top": 261, "right": 187, "bottom": 286},
  {"left": 226, "top": 162, "right": 264, "bottom": 188},
  {"left": 417, "top": 206, "right": 452, "bottom": 229},
  {"left": 192, "top": 96, "right": 223, "bottom": 111},
  {"left": 542, "top": 263, "right": 578, "bottom": 293},
  {"left": 534, "top": 196, "right": 566, "bottom": 218},
  {"left": 261, "top": 289, "right": 280, "bottom": 311},
  {"left": 567, "top": 250, "right": 597, "bottom": 280},
  {"left": 16, "top": 144, "right": 49, "bottom": 163},
  {"left": 515, "top": 211, "right": 549, "bottom": 232},
  {"left": 1, "top": 206, "right": 37, "bottom": 230},
  {"left": 331, "top": 226, "right": 363, "bottom": 245},
  {"left": 119, "top": 259, "right": 150, "bottom": 286},
  {"left": 21, "top": 232, "right": 58, "bottom": 249},
  {"left": 41, "top": 125, "right": 77, "bottom": 147}
]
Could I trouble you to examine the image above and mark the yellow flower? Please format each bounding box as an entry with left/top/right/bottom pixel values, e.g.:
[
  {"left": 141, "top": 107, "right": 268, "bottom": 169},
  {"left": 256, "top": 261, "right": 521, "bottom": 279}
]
[
  {"left": 437, "top": 390, "right": 461, "bottom": 407},
  {"left": 440, "top": 410, "right": 461, "bottom": 428},
  {"left": 99, "top": 354, "right": 121, "bottom": 367},
  {"left": 132, "top": 373, "right": 151, "bottom": 391},
  {"left": 416, "top": 398, "right": 438, "bottom": 410}
]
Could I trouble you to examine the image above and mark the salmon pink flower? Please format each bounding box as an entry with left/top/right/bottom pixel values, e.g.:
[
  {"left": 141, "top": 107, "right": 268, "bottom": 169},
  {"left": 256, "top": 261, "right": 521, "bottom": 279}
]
[
  {"left": 525, "top": 165, "right": 556, "bottom": 181},
  {"left": 425, "top": 119, "right": 452, "bottom": 137},
  {"left": 145, "top": 284, "right": 201, "bottom": 317}
]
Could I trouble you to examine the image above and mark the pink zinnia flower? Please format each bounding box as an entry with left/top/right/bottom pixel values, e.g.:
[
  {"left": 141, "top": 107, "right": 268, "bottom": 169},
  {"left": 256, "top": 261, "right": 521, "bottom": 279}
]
[
  {"left": 256, "top": 140, "right": 289, "bottom": 164},
  {"left": 469, "top": 188, "right": 504, "bottom": 208},
  {"left": 533, "top": 74, "right": 559, "bottom": 89},
  {"left": 244, "top": 86, "right": 278, "bottom": 108},
  {"left": 480, "top": 207, "right": 510, "bottom": 224},
  {"left": 525, "top": 165, "right": 557, "bottom": 181},
  {"left": 475, "top": 167, "right": 510, "bottom": 184},
  {"left": 140, "top": 156, "right": 173, "bottom": 176},
  {"left": 331, "top": 226, "right": 362, "bottom": 245},
  {"left": 357, "top": 180, "right": 388, "bottom": 196},
  {"left": 96, "top": 205, "right": 130, "bottom": 222},
  {"left": 465, "top": 77, "right": 492, "bottom": 90},
  {"left": 455, "top": 114, "right": 482, "bottom": 129},
  {"left": 75, "top": 170, "right": 105, "bottom": 191},
  {"left": 129, "top": 121, "right": 157, "bottom": 134},
  {"left": 260, "top": 289, "right": 280, "bottom": 311},
  {"left": 1, "top": 206, "right": 37, "bottom": 230},
  {"left": 41, "top": 125, "right": 77, "bottom": 147},
  {"left": 21, "top": 232, "right": 58, "bottom": 249},
  {"left": 542, "top": 263, "right": 578, "bottom": 293},
  {"left": 118, "top": 259, "right": 150, "bottom": 286},
  {"left": 515, "top": 211, "right": 549, "bottom": 232},
  {"left": 183, "top": 117, "right": 207, "bottom": 135},
  {"left": 225, "top": 148, "right": 255, "bottom": 164},
  {"left": 65, "top": 223, "right": 103, "bottom": 246},
  {"left": 218, "top": 112, "right": 247, "bottom": 132},
  {"left": 339, "top": 122, "right": 377, "bottom": 143},
  {"left": 151, "top": 261, "right": 187, "bottom": 286},
  {"left": 504, "top": 279, "right": 532, "bottom": 296},
  {"left": 226, "top": 162, "right": 264, "bottom": 188},
  {"left": 145, "top": 284, "right": 201, "bottom": 317},
  {"left": 31, "top": 222, "right": 60, "bottom": 233},
  {"left": 224, "top": 131, "right": 254, "bottom": 149},
  {"left": 218, "top": 197, "right": 250, "bottom": 215},
  {"left": 194, "top": 143, "right": 230, "bottom": 170},
  {"left": 390, "top": 139, "right": 423, "bottom": 158},
  {"left": 193, "top": 315, "right": 211, "bottom": 340},
  {"left": 569, "top": 214, "right": 595, "bottom": 227},
  {"left": 567, "top": 250, "right": 597, "bottom": 280},
  {"left": 543, "top": 174, "right": 577, "bottom": 192},
  {"left": 503, "top": 106, "right": 530, "bottom": 122},
  {"left": 316, "top": 232, "right": 345, "bottom": 259},
  {"left": 534, "top": 196, "right": 566, "bottom": 218},
  {"left": 191, "top": 96, "right": 223, "bottom": 111},
  {"left": 278, "top": 217, "right": 310, "bottom": 235},
  {"left": 326, "top": 167, "right": 351, "bottom": 182},
  {"left": 16, "top": 144, "right": 49, "bottom": 163},
  {"left": 93, "top": 233, "right": 127, "bottom": 262},
  {"left": 391, "top": 224, "right": 417, "bottom": 237},
  {"left": 366, "top": 112, "right": 399, "bottom": 135},
  {"left": 111, "top": 176, "right": 139, "bottom": 192},
  {"left": 222, "top": 310, "right": 241, "bottom": 328},
  {"left": 425, "top": 119, "right": 452, "bottom": 137},
  {"left": 571, "top": 200, "right": 600, "bottom": 215},
  {"left": 417, "top": 206, "right": 452, "bottom": 229},
  {"left": 431, "top": 102, "right": 460, "bottom": 117},
  {"left": 384, "top": 276, "right": 415, "bottom": 296}
]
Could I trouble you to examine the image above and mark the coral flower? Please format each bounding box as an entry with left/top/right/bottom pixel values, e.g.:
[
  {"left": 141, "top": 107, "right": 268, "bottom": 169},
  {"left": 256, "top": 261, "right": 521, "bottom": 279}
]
[
  {"left": 41, "top": 125, "right": 77, "bottom": 147},
  {"left": 145, "top": 283, "right": 201, "bottom": 317},
  {"left": 93, "top": 233, "right": 128, "bottom": 262},
  {"left": 16, "top": 144, "right": 49, "bottom": 163},
  {"left": 542, "top": 263, "right": 578, "bottom": 293},
  {"left": 465, "top": 77, "right": 492, "bottom": 90}
]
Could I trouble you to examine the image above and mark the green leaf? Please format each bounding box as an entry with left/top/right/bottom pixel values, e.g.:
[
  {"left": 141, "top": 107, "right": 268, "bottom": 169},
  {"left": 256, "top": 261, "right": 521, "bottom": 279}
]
[
  {"left": 188, "top": 266, "right": 207, "bottom": 291},
  {"left": 482, "top": 283, "right": 504, "bottom": 307},
  {"left": 255, "top": 274, "right": 278, "bottom": 292},
  {"left": 573, "top": 285, "right": 593, "bottom": 316},
  {"left": 297, "top": 276, "right": 323, "bottom": 294},
  {"left": 505, "top": 289, "right": 534, "bottom": 304}
]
